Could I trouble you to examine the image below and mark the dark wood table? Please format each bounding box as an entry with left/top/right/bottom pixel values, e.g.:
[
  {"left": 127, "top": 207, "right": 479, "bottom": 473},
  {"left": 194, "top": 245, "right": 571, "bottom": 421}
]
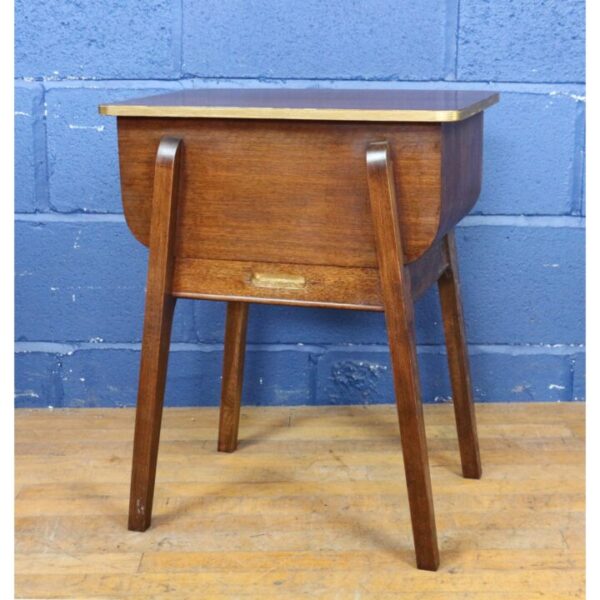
[{"left": 100, "top": 88, "right": 499, "bottom": 571}]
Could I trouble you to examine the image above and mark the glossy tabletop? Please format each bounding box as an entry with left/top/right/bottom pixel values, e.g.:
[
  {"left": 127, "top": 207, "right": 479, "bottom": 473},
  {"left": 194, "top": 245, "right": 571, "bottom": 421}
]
[{"left": 99, "top": 88, "right": 499, "bottom": 122}]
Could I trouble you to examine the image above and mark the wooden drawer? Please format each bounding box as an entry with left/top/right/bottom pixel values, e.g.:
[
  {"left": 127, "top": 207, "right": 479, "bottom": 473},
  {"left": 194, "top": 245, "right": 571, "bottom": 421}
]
[
  {"left": 172, "top": 257, "right": 383, "bottom": 310},
  {"left": 171, "top": 238, "right": 448, "bottom": 309}
]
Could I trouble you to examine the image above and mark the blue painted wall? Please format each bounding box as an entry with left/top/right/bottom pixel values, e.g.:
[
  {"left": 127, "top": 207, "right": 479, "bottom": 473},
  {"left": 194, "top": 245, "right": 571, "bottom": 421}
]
[{"left": 15, "top": 0, "right": 585, "bottom": 407}]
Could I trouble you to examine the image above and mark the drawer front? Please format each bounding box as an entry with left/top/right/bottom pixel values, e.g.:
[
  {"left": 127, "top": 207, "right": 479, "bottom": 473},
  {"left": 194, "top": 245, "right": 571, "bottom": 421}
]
[
  {"left": 172, "top": 238, "right": 447, "bottom": 309},
  {"left": 172, "top": 257, "right": 384, "bottom": 310}
]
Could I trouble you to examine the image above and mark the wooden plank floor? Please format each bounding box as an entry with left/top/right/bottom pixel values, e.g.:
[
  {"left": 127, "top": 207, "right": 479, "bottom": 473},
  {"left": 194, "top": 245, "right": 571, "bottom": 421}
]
[{"left": 15, "top": 403, "right": 584, "bottom": 599}]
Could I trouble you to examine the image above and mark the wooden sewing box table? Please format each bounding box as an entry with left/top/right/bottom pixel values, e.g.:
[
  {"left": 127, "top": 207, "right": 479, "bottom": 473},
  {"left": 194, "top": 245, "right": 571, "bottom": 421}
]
[{"left": 100, "top": 88, "right": 499, "bottom": 570}]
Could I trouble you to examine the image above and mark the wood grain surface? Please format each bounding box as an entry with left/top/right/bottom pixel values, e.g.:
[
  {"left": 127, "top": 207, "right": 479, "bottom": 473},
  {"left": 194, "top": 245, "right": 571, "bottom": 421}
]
[
  {"left": 367, "top": 141, "right": 439, "bottom": 570},
  {"left": 113, "top": 110, "right": 485, "bottom": 312},
  {"left": 128, "top": 137, "right": 182, "bottom": 532},
  {"left": 217, "top": 302, "right": 249, "bottom": 453},
  {"left": 438, "top": 232, "right": 482, "bottom": 480},
  {"left": 15, "top": 403, "right": 584, "bottom": 599},
  {"left": 116, "top": 117, "right": 445, "bottom": 266}
]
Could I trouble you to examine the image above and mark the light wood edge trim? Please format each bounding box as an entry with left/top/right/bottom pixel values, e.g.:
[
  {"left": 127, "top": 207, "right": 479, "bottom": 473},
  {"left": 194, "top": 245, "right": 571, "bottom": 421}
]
[
  {"left": 171, "top": 291, "right": 384, "bottom": 312},
  {"left": 98, "top": 94, "right": 499, "bottom": 122}
]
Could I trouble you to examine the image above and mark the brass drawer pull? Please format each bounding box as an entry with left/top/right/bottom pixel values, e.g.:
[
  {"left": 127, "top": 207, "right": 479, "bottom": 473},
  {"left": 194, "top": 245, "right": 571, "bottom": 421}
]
[{"left": 250, "top": 272, "right": 306, "bottom": 290}]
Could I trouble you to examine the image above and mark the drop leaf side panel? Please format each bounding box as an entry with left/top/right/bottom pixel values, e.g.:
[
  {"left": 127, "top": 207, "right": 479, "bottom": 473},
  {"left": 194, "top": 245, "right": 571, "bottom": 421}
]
[{"left": 438, "top": 113, "right": 484, "bottom": 240}]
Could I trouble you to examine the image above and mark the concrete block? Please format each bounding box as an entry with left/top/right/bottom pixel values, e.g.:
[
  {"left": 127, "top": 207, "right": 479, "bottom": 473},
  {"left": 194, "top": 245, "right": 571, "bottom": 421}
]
[
  {"left": 15, "top": 0, "right": 179, "bottom": 79},
  {"left": 476, "top": 92, "right": 581, "bottom": 215},
  {"left": 15, "top": 84, "right": 46, "bottom": 212},
  {"left": 59, "top": 347, "right": 313, "bottom": 407},
  {"left": 15, "top": 220, "right": 197, "bottom": 342},
  {"left": 45, "top": 85, "right": 182, "bottom": 213},
  {"left": 458, "top": 0, "right": 584, "bottom": 82},
  {"left": 315, "top": 346, "right": 575, "bottom": 405},
  {"left": 15, "top": 351, "right": 63, "bottom": 408},
  {"left": 183, "top": 0, "right": 450, "bottom": 80}
]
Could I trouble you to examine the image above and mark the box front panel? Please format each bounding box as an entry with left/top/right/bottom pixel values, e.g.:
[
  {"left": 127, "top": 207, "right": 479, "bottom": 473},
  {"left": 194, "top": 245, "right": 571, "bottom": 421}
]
[
  {"left": 117, "top": 118, "right": 442, "bottom": 306},
  {"left": 118, "top": 118, "right": 442, "bottom": 266}
]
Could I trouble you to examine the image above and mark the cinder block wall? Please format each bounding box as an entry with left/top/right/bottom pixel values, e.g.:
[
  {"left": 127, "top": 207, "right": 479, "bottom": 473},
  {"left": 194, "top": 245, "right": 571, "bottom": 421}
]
[{"left": 15, "top": 0, "right": 585, "bottom": 407}]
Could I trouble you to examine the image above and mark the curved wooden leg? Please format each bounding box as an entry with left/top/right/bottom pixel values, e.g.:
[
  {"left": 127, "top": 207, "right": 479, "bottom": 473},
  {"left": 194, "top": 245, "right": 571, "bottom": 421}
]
[
  {"left": 366, "top": 141, "right": 439, "bottom": 571},
  {"left": 218, "top": 301, "right": 249, "bottom": 452},
  {"left": 438, "top": 231, "right": 482, "bottom": 479},
  {"left": 128, "top": 137, "right": 182, "bottom": 531}
]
